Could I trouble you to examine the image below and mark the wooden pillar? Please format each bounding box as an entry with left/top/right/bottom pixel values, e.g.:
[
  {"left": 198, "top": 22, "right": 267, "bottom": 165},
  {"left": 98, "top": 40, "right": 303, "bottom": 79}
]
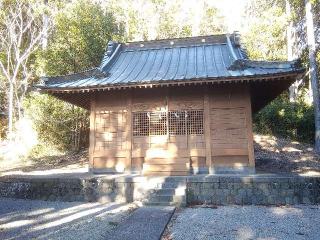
[
  {"left": 89, "top": 97, "right": 96, "bottom": 170},
  {"left": 127, "top": 90, "right": 133, "bottom": 171},
  {"left": 246, "top": 87, "right": 255, "bottom": 167},
  {"left": 204, "top": 87, "right": 212, "bottom": 172}
]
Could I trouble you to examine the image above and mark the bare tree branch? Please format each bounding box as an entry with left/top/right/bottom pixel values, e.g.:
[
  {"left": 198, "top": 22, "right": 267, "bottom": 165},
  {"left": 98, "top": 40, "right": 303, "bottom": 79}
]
[{"left": 0, "top": 0, "right": 52, "bottom": 136}]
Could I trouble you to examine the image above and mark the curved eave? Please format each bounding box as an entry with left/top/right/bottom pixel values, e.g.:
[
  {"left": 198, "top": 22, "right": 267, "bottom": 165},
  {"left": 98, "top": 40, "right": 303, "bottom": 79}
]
[{"left": 38, "top": 69, "right": 304, "bottom": 94}]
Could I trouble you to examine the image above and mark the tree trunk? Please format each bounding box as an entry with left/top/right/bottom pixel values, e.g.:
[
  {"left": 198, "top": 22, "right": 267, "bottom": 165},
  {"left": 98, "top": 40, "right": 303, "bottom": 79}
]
[
  {"left": 7, "top": 81, "right": 14, "bottom": 138},
  {"left": 287, "top": 0, "right": 298, "bottom": 102},
  {"left": 42, "top": 0, "right": 48, "bottom": 50},
  {"left": 305, "top": 0, "right": 320, "bottom": 153}
]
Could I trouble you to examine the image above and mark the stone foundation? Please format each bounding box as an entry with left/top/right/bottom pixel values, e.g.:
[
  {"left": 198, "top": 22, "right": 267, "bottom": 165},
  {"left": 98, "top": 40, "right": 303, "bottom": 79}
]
[
  {"left": 187, "top": 175, "right": 320, "bottom": 205},
  {"left": 0, "top": 175, "right": 319, "bottom": 205}
]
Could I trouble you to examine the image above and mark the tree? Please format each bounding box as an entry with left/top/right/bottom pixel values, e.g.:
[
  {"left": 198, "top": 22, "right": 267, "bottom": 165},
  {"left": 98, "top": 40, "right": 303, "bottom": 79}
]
[
  {"left": 28, "top": 0, "right": 125, "bottom": 151},
  {"left": 243, "top": 0, "right": 288, "bottom": 60},
  {"left": 106, "top": 0, "right": 225, "bottom": 41},
  {"left": 39, "top": 0, "right": 124, "bottom": 76},
  {"left": 244, "top": 0, "right": 320, "bottom": 144},
  {"left": 305, "top": 0, "right": 320, "bottom": 152},
  {"left": 0, "top": 0, "right": 50, "bottom": 137},
  {"left": 287, "top": 0, "right": 300, "bottom": 102}
]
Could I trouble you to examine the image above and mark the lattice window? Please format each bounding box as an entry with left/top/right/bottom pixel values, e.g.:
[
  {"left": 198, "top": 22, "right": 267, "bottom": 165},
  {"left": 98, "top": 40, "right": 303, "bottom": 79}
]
[
  {"left": 187, "top": 110, "right": 204, "bottom": 134},
  {"left": 133, "top": 111, "right": 167, "bottom": 136},
  {"left": 150, "top": 112, "right": 167, "bottom": 135},
  {"left": 133, "top": 112, "right": 149, "bottom": 136},
  {"left": 133, "top": 110, "right": 204, "bottom": 136},
  {"left": 169, "top": 111, "right": 186, "bottom": 135},
  {"left": 101, "top": 132, "right": 126, "bottom": 149}
]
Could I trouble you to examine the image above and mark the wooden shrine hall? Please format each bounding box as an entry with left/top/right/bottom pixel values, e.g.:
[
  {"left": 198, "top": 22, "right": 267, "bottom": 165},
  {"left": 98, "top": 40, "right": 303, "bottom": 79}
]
[{"left": 38, "top": 33, "right": 304, "bottom": 175}]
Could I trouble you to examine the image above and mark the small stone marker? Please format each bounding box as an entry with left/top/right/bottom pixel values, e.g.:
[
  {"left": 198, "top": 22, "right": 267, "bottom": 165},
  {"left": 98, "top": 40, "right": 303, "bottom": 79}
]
[{"left": 106, "top": 206, "right": 175, "bottom": 240}]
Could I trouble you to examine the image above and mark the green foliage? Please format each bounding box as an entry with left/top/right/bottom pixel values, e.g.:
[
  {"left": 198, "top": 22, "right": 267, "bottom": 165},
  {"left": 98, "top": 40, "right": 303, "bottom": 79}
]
[
  {"left": 245, "top": 0, "right": 319, "bottom": 145},
  {"left": 243, "top": 0, "right": 287, "bottom": 60},
  {"left": 107, "top": 0, "right": 225, "bottom": 41},
  {"left": 253, "top": 94, "right": 315, "bottom": 143},
  {"left": 37, "top": 0, "right": 124, "bottom": 76},
  {"left": 28, "top": 0, "right": 126, "bottom": 150},
  {"left": 24, "top": 93, "right": 89, "bottom": 150}
]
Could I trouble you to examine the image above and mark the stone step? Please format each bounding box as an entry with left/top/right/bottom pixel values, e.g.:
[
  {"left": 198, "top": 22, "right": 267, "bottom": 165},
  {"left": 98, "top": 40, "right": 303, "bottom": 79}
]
[
  {"left": 150, "top": 195, "right": 186, "bottom": 203},
  {"left": 152, "top": 188, "right": 186, "bottom": 196},
  {"left": 157, "top": 182, "right": 186, "bottom": 189},
  {"left": 153, "top": 188, "right": 175, "bottom": 195},
  {"left": 142, "top": 163, "right": 189, "bottom": 172},
  {"left": 142, "top": 200, "right": 186, "bottom": 207},
  {"left": 135, "top": 181, "right": 186, "bottom": 190},
  {"left": 142, "top": 171, "right": 189, "bottom": 176}
]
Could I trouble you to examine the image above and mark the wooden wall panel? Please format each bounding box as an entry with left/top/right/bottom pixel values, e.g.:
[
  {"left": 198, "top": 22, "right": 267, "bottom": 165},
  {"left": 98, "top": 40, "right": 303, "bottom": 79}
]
[
  {"left": 190, "top": 156, "right": 206, "bottom": 168},
  {"left": 209, "top": 84, "right": 252, "bottom": 167},
  {"left": 212, "top": 156, "right": 248, "bottom": 166},
  {"left": 210, "top": 107, "right": 248, "bottom": 149},
  {"left": 132, "top": 88, "right": 166, "bottom": 112},
  {"left": 168, "top": 86, "right": 203, "bottom": 110},
  {"left": 90, "top": 84, "right": 255, "bottom": 173},
  {"left": 92, "top": 92, "right": 131, "bottom": 171},
  {"left": 95, "top": 91, "right": 127, "bottom": 109},
  {"left": 93, "top": 156, "right": 126, "bottom": 170},
  {"left": 132, "top": 157, "right": 144, "bottom": 170}
]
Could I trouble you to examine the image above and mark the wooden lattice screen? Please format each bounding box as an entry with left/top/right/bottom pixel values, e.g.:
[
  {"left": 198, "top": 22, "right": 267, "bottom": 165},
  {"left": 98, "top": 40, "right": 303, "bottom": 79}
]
[
  {"left": 187, "top": 110, "right": 204, "bottom": 134},
  {"left": 133, "top": 112, "right": 149, "bottom": 136},
  {"left": 133, "top": 110, "right": 203, "bottom": 136},
  {"left": 168, "top": 111, "right": 185, "bottom": 135},
  {"left": 95, "top": 111, "right": 127, "bottom": 150}
]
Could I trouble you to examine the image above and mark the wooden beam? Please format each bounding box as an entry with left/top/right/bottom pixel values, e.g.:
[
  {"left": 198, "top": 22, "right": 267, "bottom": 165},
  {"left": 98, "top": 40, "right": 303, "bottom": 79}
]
[{"left": 204, "top": 87, "right": 212, "bottom": 171}]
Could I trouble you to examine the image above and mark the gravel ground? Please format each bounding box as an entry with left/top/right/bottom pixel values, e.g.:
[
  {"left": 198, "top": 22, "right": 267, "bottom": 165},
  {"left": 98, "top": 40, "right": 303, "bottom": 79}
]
[
  {"left": 0, "top": 198, "right": 137, "bottom": 240},
  {"left": 165, "top": 205, "right": 320, "bottom": 240}
]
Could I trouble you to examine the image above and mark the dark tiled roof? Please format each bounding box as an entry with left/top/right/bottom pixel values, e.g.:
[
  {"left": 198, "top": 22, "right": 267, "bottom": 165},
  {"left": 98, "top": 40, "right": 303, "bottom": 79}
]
[{"left": 39, "top": 33, "right": 303, "bottom": 90}]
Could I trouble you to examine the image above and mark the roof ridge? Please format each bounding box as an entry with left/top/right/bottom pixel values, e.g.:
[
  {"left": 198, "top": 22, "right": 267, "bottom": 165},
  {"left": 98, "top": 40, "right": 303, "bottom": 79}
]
[
  {"left": 122, "top": 43, "right": 228, "bottom": 52},
  {"left": 125, "top": 34, "right": 229, "bottom": 50},
  {"left": 126, "top": 34, "right": 228, "bottom": 44}
]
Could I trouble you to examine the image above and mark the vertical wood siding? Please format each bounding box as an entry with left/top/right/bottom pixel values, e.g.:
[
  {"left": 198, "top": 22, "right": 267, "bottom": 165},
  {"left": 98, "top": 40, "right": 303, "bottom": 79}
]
[{"left": 89, "top": 84, "right": 254, "bottom": 174}]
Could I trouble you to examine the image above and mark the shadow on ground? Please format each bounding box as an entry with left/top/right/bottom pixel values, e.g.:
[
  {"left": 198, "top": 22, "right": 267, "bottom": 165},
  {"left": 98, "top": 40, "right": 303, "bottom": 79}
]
[{"left": 0, "top": 198, "right": 136, "bottom": 240}]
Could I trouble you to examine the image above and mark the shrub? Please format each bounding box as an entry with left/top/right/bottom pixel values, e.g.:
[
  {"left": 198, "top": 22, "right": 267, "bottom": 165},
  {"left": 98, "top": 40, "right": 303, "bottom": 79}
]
[
  {"left": 253, "top": 94, "right": 314, "bottom": 143},
  {"left": 24, "top": 92, "right": 89, "bottom": 151}
]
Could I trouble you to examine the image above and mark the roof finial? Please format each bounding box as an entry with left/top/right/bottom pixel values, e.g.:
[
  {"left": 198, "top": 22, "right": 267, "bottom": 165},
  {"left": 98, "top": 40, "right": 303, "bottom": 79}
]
[
  {"left": 106, "top": 40, "right": 116, "bottom": 56},
  {"left": 226, "top": 34, "right": 238, "bottom": 61},
  {"left": 233, "top": 31, "right": 241, "bottom": 47}
]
